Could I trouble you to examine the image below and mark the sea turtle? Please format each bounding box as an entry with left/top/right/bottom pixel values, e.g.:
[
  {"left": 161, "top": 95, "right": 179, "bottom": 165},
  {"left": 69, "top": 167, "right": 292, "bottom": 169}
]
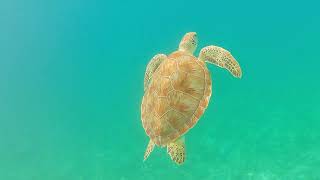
[{"left": 141, "top": 32, "right": 242, "bottom": 165}]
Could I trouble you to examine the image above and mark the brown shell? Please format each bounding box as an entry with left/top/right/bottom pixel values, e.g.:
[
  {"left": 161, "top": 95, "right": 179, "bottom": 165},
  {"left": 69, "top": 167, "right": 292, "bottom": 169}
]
[{"left": 141, "top": 51, "right": 212, "bottom": 146}]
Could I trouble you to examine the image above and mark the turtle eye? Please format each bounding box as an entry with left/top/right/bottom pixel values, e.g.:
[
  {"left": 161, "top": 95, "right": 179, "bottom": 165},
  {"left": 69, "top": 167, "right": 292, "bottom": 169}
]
[{"left": 191, "top": 39, "right": 196, "bottom": 45}]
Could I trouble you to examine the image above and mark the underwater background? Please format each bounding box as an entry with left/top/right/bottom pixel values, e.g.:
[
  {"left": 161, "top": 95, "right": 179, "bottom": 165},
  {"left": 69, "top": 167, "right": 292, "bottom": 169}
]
[{"left": 0, "top": 0, "right": 320, "bottom": 179}]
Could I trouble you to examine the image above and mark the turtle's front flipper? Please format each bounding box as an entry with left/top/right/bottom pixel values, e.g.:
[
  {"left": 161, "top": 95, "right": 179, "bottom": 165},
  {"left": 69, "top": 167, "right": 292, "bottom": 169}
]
[
  {"left": 199, "top": 46, "right": 242, "bottom": 78},
  {"left": 144, "top": 139, "right": 155, "bottom": 161},
  {"left": 167, "top": 136, "right": 186, "bottom": 165},
  {"left": 144, "top": 54, "right": 167, "bottom": 91}
]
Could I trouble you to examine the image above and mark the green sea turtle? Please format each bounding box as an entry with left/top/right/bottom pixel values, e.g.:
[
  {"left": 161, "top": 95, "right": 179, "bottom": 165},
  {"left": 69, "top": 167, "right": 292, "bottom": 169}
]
[{"left": 141, "top": 32, "right": 242, "bottom": 165}]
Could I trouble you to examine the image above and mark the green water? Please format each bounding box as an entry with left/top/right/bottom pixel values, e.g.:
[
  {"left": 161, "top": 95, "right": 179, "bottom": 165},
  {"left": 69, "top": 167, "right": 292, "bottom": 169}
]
[{"left": 0, "top": 0, "right": 320, "bottom": 179}]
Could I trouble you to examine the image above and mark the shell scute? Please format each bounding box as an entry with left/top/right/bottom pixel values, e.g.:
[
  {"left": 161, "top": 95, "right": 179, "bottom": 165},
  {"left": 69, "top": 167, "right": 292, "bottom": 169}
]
[
  {"left": 164, "top": 110, "right": 185, "bottom": 130},
  {"left": 158, "top": 77, "right": 173, "bottom": 96},
  {"left": 167, "top": 90, "right": 198, "bottom": 117},
  {"left": 171, "top": 70, "right": 205, "bottom": 100},
  {"left": 155, "top": 97, "right": 170, "bottom": 117},
  {"left": 158, "top": 59, "right": 176, "bottom": 77}
]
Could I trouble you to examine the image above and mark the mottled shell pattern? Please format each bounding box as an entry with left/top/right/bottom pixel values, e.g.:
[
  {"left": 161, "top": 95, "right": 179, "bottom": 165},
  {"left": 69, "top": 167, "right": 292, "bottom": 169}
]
[{"left": 141, "top": 51, "right": 212, "bottom": 146}]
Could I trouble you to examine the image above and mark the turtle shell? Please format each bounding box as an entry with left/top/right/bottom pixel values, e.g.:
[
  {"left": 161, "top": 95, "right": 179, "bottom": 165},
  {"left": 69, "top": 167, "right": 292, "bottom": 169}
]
[{"left": 141, "top": 51, "right": 212, "bottom": 146}]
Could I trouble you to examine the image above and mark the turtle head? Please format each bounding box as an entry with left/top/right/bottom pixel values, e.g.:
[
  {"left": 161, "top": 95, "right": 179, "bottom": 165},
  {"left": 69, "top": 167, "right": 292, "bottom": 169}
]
[{"left": 179, "top": 32, "right": 198, "bottom": 54}]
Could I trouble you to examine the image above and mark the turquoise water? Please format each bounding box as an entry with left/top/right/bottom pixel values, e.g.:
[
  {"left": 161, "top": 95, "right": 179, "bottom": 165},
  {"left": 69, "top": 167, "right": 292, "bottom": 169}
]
[{"left": 1, "top": 0, "right": 320, "bottom": 179}]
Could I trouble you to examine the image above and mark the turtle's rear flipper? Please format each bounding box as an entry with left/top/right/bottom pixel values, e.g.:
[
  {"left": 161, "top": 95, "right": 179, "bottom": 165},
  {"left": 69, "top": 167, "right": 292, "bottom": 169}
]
[
  {"left": 144, "top": 139, "right": 155, "bottom": 161},
  {"left": 167, "top": 136, "right": 185, "bottom": 165}
]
